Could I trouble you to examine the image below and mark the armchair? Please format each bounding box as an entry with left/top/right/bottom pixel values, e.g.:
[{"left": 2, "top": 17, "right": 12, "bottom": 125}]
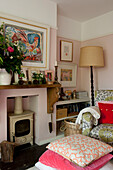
[{"left": 80, "top": 90, "right": 113, "bottom": 146}]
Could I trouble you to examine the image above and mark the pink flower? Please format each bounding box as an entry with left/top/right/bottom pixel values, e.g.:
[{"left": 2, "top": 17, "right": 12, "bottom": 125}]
[{"left": 7, "top": 46, "right": 14, "bottom": 53}]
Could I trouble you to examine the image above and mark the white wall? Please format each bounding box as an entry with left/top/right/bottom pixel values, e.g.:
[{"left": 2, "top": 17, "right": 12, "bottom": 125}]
[
  {"left": 81, "top": 10, "right": 113, "bottom": 41},
  {"left": 0, "top": 0, "right": 57, "bottom": 28},
  {"left": 58, "top": 15, "right": 81, "bottom": 41},
  {"left": 58, "top": 10, "right": 113, "bottom": 42}
]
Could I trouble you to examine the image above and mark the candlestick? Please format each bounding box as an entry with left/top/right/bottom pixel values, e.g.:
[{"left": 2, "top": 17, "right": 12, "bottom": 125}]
[{"left": 54, "top": 65, "right": 58, "bottom": 84}]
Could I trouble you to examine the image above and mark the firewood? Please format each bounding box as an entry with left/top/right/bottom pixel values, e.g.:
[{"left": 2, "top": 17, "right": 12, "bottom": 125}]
[{"left": 0, "top": 140, "right": 16, "bottom": 162}]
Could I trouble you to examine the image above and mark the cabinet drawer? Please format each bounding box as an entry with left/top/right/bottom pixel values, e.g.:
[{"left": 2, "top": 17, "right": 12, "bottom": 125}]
[{"left": 56, "top": 108, "right": 67, "bottom": 119}]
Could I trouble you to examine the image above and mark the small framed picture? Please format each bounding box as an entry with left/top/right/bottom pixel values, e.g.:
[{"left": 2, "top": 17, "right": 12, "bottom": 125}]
[
  {"left": 60, "top": 40, "right": 73, "bottom": 62},
  {"left": 28, "top": 68, "right": 40, "bottom": 81},
  {"left": 45, "top": 70, "right": 54, "bottom": 82},
  {"left": 58, "top": 62, "right": 77, "bottom": 87}
]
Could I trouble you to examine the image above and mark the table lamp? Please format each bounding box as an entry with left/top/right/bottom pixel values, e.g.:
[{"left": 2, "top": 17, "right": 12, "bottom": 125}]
[{"left": 79, "top": 46, "right": 104, "bottom": 106}]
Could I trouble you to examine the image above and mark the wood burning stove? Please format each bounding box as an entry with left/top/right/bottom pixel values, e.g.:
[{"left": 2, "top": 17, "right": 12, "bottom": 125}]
[{"left": 8, "top": 110, "right": 34, "bottom": 145}]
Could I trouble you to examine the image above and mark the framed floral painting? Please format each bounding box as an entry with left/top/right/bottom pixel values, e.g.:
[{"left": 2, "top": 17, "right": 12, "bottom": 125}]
[
  {"left": 60, "top": 40, "right": 73, "bottom": 62},
  {"left": 58, "top": 62, "right": 77, "bottom": 87},
  {"left": 1, "top": 16, "right": 50, "bottom": 70}
]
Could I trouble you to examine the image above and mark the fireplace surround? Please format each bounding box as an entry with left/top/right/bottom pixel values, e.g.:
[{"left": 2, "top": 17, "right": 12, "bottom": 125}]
[{"left": 0, "top": 84, "right": 60, "bottom": 146}]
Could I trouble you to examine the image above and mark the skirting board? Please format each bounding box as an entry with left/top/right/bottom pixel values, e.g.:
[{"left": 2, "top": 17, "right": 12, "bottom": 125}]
[{"left": 37, "top": 134, "right": 64, "bottom": 145}]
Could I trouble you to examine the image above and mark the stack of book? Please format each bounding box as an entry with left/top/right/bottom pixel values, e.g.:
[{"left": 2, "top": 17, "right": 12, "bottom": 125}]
[{"left": 76, "top": 91, "right": 88, "bottom": 99}]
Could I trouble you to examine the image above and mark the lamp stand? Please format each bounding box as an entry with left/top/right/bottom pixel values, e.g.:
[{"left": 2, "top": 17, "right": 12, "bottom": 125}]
[{"left": 90, "top": 66, "right": 94, "bottom": 106}]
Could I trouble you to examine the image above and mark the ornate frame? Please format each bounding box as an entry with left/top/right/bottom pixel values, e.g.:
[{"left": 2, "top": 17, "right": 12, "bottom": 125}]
[{"left": 1, "top": 16, "right": 50, "bottom": 70}]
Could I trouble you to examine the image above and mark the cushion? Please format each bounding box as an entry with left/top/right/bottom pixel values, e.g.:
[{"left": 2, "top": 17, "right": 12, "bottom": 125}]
[
  {"left": 96, "top": 101, "right": 113, "bottom": 107},
  {"left": 95, "top": 90, "right": 113, "bottom": 105},
  {"left": 35, "top": 161, "right": 57, "bottom": 170},
  {"left": 38, "top": 149, "right": 113, "bottom": 170},
  {"left": 46, "top": 134, "right": 113, "bottom": 167},
  {"left": 90, "top": 124, "right": 113, "bottom": 145},
  {"left": 82, "top": 112, "right": 94, "bottom": 136},
  {"left": 98, "top": 103, "right": 113, "bottom": 124}
]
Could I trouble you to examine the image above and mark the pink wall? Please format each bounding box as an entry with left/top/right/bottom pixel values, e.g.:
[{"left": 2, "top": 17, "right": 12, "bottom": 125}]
[
  {"left": 49, "top": 28, "right": 57, "bottom": 71},
  {"left": 0, "top": 28, "right": 57, "bottom": 144},
  {"left": 79, "top": 34, "right": 113, "bottom": 97},
  {"left": 57, "top": 37, "right": 81, "bottom": 91},
  {"left": 57, "top": 34, "right": 113, "bottom": 98}
]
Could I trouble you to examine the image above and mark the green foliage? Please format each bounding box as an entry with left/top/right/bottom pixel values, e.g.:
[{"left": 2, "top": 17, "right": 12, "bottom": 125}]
[
  {"left": 32, "top": 72, "right": 46, "bottom": 84},
  {"left": 19, "top": 71, "right": 25, "bottom": 79},
  {"left": 0, "top": 23, "right": 25, "bottom": 74},
  {"left": 32, "top": 72, "right": 44, "bottom": 80}
]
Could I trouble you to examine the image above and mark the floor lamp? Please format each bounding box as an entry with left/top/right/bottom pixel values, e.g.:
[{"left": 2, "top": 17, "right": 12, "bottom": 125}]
[{"left": 79, "top": 46, "right": 104, "bottom": 106}]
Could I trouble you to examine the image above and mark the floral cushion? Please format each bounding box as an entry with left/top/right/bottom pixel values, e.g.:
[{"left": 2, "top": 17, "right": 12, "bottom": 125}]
[
  {"left": 47, "top": 134, "right": 113, "bottom": 167},
  {"left": 95, "top": 90, "right": 113, "bottom": 105},
  {"left": 82, "top": 112, "right": 94, "bottom": 136},
  {"left": 90, "top": 124, "right": 113, "bottom": 145}
]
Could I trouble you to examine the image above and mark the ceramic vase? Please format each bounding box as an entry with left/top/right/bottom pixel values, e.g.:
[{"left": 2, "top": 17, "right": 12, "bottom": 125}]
[{"left": 0, "top": 68, "right": 12, "bottom": 85}]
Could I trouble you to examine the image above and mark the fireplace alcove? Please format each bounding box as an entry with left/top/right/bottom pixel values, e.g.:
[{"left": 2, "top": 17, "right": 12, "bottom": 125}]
[{"left": 0, "top": 84, "right": 60, "bottom": 145}]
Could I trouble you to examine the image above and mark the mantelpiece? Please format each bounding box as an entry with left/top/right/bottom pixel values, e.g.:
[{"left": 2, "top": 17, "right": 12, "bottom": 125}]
[
  {"left": 0, "top": 84, "right": 60, "bottom": 89},
  {"left": 0, "top": 84, "right": 61, "bottom": 114}
]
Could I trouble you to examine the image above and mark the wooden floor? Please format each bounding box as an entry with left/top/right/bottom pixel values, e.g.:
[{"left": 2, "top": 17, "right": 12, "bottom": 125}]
[{"left": 0, "top": 143, "right": 48, "bottom": 170}]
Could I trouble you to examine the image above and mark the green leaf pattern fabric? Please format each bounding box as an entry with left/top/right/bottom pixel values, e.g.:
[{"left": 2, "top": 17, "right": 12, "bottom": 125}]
[
  {"left": 95, "top": 90, "right": 113, "bottom": 105},
  {"left": 82, "top": 112, "right": 94, "bottom": 136},
  {"left": 90, "top": 124, "right": 113, "bottom": 145}
]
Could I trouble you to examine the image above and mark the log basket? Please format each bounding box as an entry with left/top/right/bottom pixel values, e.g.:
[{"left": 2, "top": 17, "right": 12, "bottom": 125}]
[{"left": 60, "top": 118, "right": 82, "bottom": 137}]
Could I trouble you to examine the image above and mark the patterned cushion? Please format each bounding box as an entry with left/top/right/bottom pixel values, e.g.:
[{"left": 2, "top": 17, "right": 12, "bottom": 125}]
[
  {"left": 82, "top": 112, "right": 94, "bottom": 136},
  {"left": 95, "top": 90, "right": 113, "bottom": 105},
  {"left": 47, "top": 134, "right": 113, "bottom": 167},
  {"left": 90, "top": 124, "right": 113, "bottom": 145}
]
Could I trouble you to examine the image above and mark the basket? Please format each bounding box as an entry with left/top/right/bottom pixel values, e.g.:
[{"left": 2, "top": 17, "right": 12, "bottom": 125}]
[{"left": 63, "top": 118, "right": 82, "bottom": 137}]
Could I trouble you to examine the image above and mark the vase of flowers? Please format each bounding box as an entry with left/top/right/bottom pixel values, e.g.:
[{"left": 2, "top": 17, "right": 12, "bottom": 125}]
[{"left": 0, "top": 23, "right": 25, "bottom": 85}]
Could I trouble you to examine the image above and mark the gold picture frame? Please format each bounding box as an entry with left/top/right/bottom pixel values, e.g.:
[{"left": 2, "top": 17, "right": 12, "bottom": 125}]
[{"left": 1, "top": 16, "right": 50, "bottom": 70}]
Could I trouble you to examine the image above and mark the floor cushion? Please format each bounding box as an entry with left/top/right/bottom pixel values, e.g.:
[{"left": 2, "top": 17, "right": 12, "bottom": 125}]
[
  {"left": 37, "top": 149, "right": 113, "bottom": 170},
  {"left": 46, "top": 134, "right": 113, "bottom": 167}
]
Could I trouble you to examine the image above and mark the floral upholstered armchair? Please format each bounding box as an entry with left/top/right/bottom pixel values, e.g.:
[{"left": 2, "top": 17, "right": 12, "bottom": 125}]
[{"left": 81, "top": 90, "right": 113, "bottom": 146}]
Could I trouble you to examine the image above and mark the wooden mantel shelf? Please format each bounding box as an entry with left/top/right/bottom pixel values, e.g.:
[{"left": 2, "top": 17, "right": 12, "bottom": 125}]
[
  {"left": 0, "top": 83, "right": 61, "bottom": 90},
  {"left": 0, "top": 83, "right": 61, "bottom": 113}
]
